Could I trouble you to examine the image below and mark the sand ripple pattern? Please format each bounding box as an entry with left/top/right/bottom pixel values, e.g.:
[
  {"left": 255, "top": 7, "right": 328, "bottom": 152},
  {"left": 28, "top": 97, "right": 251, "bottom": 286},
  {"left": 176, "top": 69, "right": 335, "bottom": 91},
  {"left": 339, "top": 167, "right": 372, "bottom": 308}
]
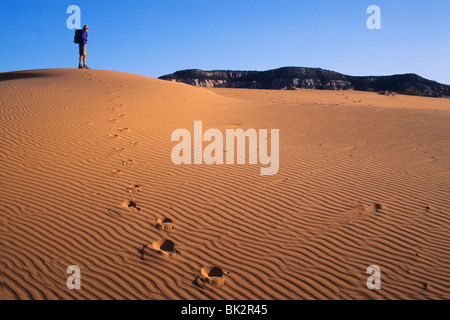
[{"left": 0, "top": 69, "right": 449, "bottom": 300}]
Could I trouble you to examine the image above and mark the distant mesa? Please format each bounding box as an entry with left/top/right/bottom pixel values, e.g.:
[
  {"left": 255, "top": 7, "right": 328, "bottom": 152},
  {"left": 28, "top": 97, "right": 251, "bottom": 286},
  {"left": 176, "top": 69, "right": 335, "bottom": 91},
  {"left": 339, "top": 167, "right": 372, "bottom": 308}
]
[{"left": 159, "top": 67, "right": 450, "bottom": 98}]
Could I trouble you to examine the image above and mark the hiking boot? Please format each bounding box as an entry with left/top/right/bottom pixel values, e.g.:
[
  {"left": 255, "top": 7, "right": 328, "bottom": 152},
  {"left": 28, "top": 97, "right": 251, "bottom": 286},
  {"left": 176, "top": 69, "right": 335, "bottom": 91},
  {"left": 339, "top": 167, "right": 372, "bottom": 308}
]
[
  {"left": 78, "top": 64, "right": 83, "bottom": 69},
  {"left": 83, "top": 65, "right": 91, "bottom": 69}
]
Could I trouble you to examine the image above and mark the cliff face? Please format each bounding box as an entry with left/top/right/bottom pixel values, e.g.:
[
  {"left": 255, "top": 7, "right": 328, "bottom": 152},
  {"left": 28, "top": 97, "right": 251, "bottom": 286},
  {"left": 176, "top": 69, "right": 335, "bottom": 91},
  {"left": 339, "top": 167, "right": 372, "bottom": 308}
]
[{"left": 159, "top": 67, "right": 450, "bottom": 97}]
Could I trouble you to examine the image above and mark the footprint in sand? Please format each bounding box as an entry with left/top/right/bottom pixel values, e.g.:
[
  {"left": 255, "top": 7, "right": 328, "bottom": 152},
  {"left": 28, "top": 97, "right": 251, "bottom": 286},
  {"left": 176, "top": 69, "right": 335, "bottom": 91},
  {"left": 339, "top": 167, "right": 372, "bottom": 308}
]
[
  {"left": 344, "top": 203, "right": 385, "bottom": 223},
  {"left": 152, "top": 239, "right": 180, "bottom": 256},
  {"left": 109, "top": 134, "right": 120, "bottom": 139},
  {"left": 122, "top": 159, "right": 133, "bottom": 166},
  {"left": 118, "top": 114, "right": 126, "bottom": 118},
  {"left": 122, "top": 199, "right": 141, "bottom": 212},
  {"left": 108, "top": 107, "right": 117, "bottom": 111},
  {"left": 111, "top": 169, "right": 123, "bottom": 177},
  {"left": 156, "top": 217, "right": 173, "bottom": 231},
  {"left": 109, "top": 118, "right": 119, "bottom": 123},
  {"left": 130, "top": 141, "right": 139, "bottom": 146},
  {"left": 196, "top": 266, "right": 229, "bottom": 288},
  {"left": 374, "top": 203, "right": 383, "bottom": 212},
  {"left": 126, "top": 184, "right": 141, "bottom": 194},
  {"left": 118, "top": 128, "right": 131, "bottom": 133}
]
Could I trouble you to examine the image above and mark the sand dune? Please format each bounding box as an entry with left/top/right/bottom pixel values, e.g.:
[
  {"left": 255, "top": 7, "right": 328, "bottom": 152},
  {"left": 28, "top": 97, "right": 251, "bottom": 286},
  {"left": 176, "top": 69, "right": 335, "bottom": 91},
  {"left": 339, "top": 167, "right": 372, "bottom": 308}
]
[{"left": 0, "top": 68, "right": 449, "bottom": 300}]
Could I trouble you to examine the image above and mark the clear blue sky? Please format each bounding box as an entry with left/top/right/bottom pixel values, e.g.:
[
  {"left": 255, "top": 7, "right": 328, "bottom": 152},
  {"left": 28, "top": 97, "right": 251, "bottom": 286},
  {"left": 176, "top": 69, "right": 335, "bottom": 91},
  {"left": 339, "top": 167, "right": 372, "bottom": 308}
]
[{"left": 1, "top": 0, "right": 449, "bottom": 84}]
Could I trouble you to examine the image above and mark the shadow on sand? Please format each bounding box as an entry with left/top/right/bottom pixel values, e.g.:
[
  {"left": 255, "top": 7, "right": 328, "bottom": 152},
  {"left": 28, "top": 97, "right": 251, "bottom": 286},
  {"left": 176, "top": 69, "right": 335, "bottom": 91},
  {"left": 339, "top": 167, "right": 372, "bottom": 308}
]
[{"left": 0, "top": 71, "right": 50, "bottom": 82}]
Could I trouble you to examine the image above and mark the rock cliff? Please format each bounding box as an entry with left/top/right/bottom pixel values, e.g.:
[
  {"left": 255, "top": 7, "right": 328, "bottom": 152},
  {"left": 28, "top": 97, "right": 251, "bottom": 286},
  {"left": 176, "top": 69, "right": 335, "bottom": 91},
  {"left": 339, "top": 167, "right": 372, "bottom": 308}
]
[{"left": 159, "top": 67, "right": 450, "bottom": 97}]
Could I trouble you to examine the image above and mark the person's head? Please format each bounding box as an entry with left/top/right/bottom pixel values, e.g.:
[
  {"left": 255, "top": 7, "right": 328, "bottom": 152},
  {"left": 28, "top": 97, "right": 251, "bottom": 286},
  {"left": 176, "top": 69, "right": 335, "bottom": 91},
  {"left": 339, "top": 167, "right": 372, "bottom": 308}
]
[{"left": 83, "top": 25, "right": 89, "bottom": 31}]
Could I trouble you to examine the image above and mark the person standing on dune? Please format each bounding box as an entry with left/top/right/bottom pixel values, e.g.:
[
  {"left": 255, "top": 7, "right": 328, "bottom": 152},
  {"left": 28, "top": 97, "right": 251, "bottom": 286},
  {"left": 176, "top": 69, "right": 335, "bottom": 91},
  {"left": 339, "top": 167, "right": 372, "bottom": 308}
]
[{"left": 78, "top": 25, "right": 90, "bottom": 69}]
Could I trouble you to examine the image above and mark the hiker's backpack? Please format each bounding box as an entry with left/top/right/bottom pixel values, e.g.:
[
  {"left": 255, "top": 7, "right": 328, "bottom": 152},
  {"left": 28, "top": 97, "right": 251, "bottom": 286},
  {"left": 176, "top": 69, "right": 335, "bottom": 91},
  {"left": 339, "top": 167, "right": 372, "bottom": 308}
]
[{"left": 74, "top": 29, "right": 83, "bottom": 44}]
